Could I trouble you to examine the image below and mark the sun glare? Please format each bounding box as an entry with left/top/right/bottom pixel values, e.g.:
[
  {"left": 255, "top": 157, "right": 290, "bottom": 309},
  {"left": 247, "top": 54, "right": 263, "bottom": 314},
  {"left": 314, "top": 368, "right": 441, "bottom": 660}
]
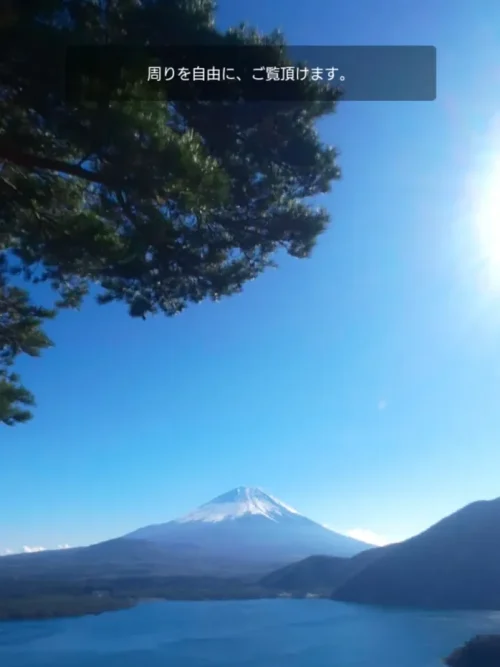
[{"left": 469, "top": 117, "right": 500, "bottom": 292}]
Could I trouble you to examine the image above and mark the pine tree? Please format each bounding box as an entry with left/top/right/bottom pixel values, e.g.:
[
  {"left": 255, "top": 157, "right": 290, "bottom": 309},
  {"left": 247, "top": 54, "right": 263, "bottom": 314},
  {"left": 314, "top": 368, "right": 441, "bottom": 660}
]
[{"left": 0, "top": 0, "right": 341, "bottom": 424}]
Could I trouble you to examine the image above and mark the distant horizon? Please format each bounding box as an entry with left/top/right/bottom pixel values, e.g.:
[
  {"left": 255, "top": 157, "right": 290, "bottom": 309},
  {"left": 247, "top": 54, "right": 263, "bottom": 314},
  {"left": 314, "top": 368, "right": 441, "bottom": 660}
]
[
  {"left": 0, "top": 484, "right": 386, "bottom": 555},
  {"left": 3, "top": 485, "right": 500, "bottom": 557}
]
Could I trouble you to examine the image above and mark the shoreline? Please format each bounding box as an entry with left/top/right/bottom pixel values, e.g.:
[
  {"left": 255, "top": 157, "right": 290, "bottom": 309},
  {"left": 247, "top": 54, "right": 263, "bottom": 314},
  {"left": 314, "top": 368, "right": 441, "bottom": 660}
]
[{"left": 0, "top": 592, "right": 331, "bottom": 623}]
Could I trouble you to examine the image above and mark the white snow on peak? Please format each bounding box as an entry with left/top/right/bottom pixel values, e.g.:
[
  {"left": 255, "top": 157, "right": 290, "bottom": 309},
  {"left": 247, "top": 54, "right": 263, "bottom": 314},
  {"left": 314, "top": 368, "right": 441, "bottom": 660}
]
[{"left": 174, "top": 487, "right": 301, "bottom": 524}]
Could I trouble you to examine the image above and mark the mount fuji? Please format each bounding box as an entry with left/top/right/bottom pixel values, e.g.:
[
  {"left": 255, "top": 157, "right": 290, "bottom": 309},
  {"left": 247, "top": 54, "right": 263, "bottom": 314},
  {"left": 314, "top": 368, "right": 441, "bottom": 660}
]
[
  {"left": 124, "top": 487, "right": 370, "bottom": 569},
  {"left": 0, "top": 488, "right": 371, "bottom": 583}
]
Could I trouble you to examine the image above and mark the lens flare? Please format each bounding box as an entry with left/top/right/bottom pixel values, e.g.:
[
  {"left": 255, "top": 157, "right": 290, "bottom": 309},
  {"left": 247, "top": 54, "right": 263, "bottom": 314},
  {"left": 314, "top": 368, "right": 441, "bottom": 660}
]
[{"left": 469, "top": 116, "right": 500, "bottom": 293}]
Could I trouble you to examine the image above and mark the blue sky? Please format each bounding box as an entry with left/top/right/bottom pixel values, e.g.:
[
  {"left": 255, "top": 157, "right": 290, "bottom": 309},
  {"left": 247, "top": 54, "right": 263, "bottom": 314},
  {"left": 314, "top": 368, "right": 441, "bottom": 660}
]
[{"left": 2, "top": 0, "right": 500, "bottom": 554}]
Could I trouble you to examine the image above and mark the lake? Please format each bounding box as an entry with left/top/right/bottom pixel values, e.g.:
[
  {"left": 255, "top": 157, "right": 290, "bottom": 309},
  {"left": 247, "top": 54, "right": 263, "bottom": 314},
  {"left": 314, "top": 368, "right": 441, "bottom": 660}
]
[{"left": 1, "top": 599, "right": 500, "bottom": 667}]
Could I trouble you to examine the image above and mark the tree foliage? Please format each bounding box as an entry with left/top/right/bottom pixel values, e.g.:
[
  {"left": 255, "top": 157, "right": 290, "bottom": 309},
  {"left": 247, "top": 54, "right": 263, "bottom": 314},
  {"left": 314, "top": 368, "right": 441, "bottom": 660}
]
[
  {"left": 0, "top": 0, "right": 341, "bottom": 425},
  {"left": 444, "top": 635, "right": 500, "bottom": 667}
]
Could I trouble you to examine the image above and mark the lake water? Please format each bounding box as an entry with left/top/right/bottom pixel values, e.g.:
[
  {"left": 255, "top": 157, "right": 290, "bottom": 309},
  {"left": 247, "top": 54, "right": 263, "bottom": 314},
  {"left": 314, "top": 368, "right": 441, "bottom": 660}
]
[{"left": 1, "top": 599, "right": 500, "bottom": 667}]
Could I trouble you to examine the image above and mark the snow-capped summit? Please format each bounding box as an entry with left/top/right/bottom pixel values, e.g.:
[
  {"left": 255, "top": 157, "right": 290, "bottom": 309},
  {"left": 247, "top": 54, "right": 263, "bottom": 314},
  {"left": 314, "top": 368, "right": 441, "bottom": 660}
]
[
  {"left": 175, "top": 487, "right": 300, "bottom": 524},
  {"left": 125, "top": 487, "right": 371, "bottom": 567}
]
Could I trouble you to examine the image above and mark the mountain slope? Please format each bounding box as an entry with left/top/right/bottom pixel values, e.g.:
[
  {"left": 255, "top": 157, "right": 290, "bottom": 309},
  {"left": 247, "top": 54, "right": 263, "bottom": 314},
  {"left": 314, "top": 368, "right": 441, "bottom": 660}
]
[
  {"left": 0, "top": 536, "right": 284, "bottom": 582},
  {"left": 0, "top": 487, "right": 370, "bottom": 585},
  {"left": 332, "top": 497, "right": 500, "bottom": 609},
  {"left": 126, "top": 487, "right": 370, "bottom": 562},
  {"left": 261, "top": 548, "right": 382, "bottom": 595},
  {"left": 0, "top": 539, "right": 204, "bottom": 579},
  {"left": 261, "top": 555, "right": 353, "bottom": 594}
]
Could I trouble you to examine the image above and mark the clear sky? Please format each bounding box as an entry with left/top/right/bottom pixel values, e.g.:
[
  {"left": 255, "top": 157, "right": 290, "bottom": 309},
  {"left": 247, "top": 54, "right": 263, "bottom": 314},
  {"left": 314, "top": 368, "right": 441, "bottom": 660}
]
[{"left": 2, "top": 0, "right": 500, "bottom": 555}]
